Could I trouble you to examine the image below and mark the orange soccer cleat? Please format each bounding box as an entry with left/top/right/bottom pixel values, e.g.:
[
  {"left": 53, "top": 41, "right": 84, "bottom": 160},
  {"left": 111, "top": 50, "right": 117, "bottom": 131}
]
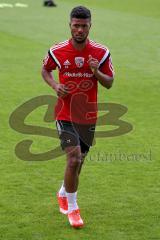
[
  {"left": 67, "top": 209, "right": 84, "bottom": 228},
  {"left": 57, "top": 193, "right": 68, "bottom": 215}
]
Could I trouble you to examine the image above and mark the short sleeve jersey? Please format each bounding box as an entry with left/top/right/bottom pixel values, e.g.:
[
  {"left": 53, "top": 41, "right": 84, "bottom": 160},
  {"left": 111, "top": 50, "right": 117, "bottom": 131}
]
[{"left": 43, "top": 39, "right": 114, "bottom": 124}]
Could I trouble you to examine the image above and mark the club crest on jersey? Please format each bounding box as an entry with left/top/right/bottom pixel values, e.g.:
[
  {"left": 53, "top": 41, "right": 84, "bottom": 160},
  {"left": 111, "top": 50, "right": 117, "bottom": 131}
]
[{"left": 75, "top": 57, "right": 84, "bottom": 68}]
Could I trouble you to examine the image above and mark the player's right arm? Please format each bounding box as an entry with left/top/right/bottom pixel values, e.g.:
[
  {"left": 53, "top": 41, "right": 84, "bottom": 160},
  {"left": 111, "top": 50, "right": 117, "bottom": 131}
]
[
  {"left": 41, "top": 54, "right": 68, "bottom": 97},
  {"left": 41, "top": 66, "right": 57, "bottom": 89}
]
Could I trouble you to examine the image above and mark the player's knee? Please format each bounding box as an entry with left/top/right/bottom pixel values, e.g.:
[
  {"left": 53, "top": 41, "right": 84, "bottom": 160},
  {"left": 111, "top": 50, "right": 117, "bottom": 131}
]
[
  {"left": 68, "top": 157, "right": 81, "bottom": 169},
  {"left": 67, "top": 150, "right": 81, "bottom": 169}
]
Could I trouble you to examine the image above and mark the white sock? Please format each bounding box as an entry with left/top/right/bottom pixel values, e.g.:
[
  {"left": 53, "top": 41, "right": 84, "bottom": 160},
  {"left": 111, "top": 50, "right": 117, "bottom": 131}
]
[
  {"left": 66, "top": 192, "right": 79, "bottom": 213},
  {"left": 58, "top": 181, "right": 66, "bottom": 197}
]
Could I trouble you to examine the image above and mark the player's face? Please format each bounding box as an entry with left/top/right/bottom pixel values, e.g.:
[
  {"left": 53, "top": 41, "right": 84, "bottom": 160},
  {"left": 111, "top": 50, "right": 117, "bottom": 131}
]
[{"left": 70, "top": 18, "right": 91, "bottom": 43}]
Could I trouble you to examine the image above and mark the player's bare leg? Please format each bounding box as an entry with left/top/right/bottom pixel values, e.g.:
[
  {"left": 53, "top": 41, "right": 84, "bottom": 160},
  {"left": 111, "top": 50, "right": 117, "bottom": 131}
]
[
  {"left": 64, "top": 146, "right": 81, "bottom": 192},
  {"left": 78, "top": 153, "right": 87, "bottom": 175},
  {"left": 60, "top": 146, "right": 83, "bottom": 228},
  {"left": 57, "top": 145, "right": 81, "bottom": 215},
  {"left": 57, "top": 146, "right": 87, "bottom": 227},
  {"left": 58, "top": 150, "right": 86, "bottom": 197}
]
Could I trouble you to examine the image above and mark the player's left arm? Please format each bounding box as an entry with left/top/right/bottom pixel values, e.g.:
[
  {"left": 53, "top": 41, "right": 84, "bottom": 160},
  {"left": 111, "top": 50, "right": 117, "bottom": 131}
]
[{"left": 88, "top": 55, "right": 115, "bottom": 89}]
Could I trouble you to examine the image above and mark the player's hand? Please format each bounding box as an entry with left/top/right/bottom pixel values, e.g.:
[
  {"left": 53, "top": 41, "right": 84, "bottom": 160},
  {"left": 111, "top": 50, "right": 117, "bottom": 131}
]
[
  {"left": 88, "top": 55, "right": 99, "bottom": 74},
  {"left": 54, "top": 84, "right": 69, "bottom": 98}
]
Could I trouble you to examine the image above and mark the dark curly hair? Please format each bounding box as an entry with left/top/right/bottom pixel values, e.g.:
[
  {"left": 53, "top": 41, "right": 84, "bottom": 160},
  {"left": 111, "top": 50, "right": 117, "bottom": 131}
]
[{"left": 70, "top": 6, "right": 91, "bottom": 20}]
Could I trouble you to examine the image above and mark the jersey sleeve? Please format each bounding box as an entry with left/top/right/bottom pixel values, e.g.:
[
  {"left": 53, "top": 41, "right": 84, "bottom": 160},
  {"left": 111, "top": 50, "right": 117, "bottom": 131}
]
[
  {"left": 42, "top": 51, "right": 57, "bottom": 72},
  {"left": 99, "top": 52, "right": 115, "bottom": 77}
]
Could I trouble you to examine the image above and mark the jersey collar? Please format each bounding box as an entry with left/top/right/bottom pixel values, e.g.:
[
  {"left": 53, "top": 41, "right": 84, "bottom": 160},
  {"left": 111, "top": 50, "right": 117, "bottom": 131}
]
[{"left": 69, "top": 38, "right": 90, "bottom": 53}]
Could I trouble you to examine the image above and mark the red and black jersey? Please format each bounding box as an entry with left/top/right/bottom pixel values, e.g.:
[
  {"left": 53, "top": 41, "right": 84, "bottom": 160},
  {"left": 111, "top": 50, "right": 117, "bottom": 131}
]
[{"left": 43, "top": 39, "right": 114, "bottom": 124}]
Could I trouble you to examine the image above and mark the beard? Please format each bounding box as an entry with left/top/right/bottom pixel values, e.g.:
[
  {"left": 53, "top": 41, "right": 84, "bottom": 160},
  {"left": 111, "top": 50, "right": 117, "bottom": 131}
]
[
  {"left": 72, "top": 33, "right": 88, "bottom": 44},
  {"left": 74, "top": 38, "right": 86, "bottom": 44}
]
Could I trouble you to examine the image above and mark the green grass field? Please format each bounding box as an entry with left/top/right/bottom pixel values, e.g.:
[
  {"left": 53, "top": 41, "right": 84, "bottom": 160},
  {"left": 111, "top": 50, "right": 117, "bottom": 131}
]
[{"left": 0, "top": 0, "right": 160, "bottom": 239}]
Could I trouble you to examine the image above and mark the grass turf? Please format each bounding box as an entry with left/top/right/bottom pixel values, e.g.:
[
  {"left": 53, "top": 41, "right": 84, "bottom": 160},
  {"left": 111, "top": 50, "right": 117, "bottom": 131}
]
[{"left": 0, "top": 0, "right": 160, "bottom": 239}]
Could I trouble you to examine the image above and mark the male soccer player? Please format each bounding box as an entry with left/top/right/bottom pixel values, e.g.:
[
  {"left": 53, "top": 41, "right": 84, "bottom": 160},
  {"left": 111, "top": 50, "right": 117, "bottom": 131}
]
[
  {"left": 41, "top": 6, "right": 115, "bottom": 228},
  {"left": 43, "top": 0, "right": 56, "bottom": 7}
]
